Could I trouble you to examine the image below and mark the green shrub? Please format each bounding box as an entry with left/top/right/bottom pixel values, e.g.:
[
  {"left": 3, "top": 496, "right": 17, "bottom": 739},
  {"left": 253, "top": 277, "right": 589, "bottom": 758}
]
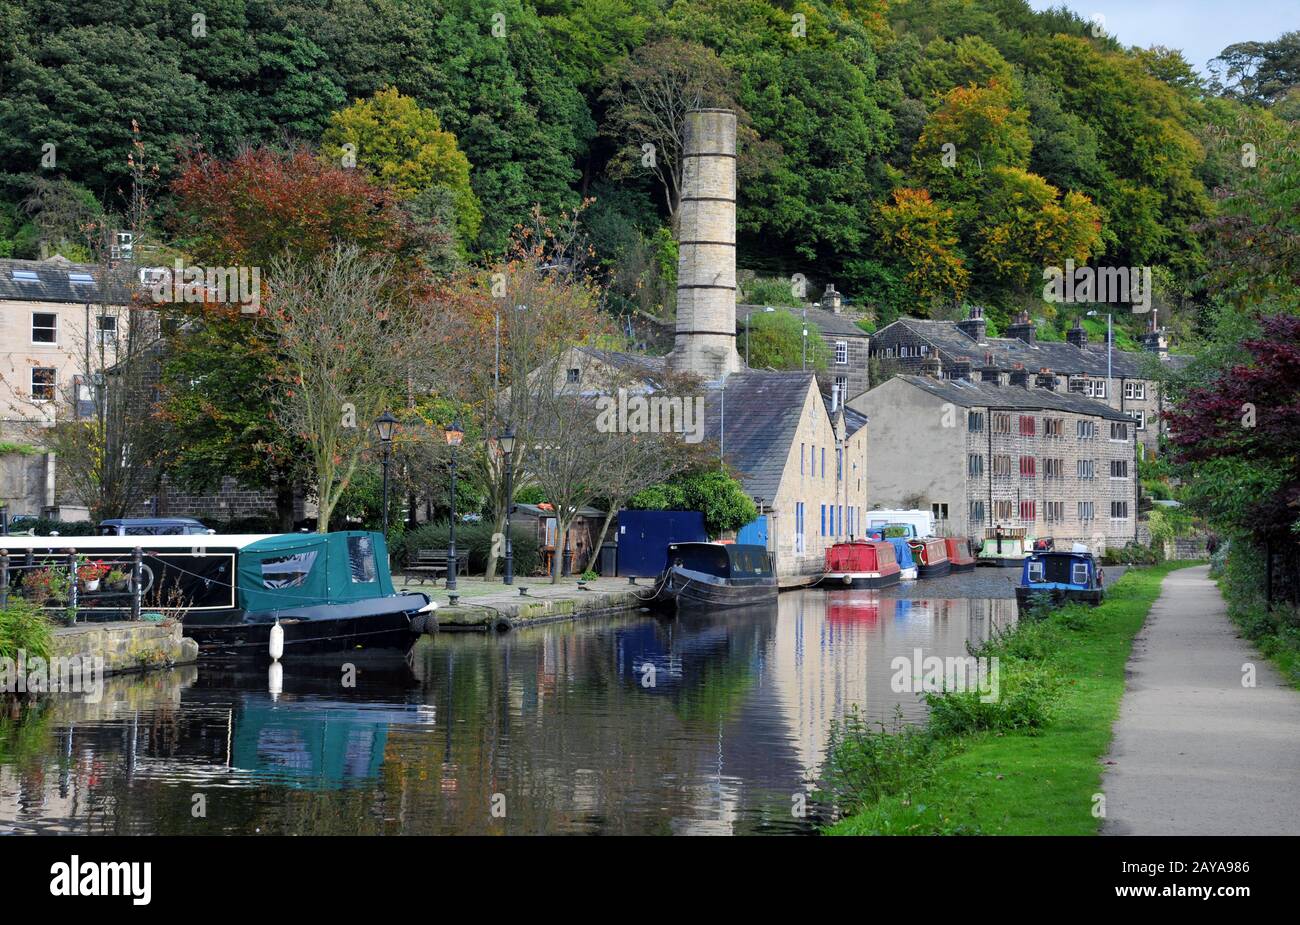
[
  {"left": 0, "top": 598, "right": 54, "bottom": 662},
  {"left": 400, "top": 522, "right": 540, "bottom": 576},
  {"left": 9, "top": 518, "right": 97, "bottom": 537},
  {"left": 818, "top": 708, "right": 945, "bottom": 812},
  {"left": 925, "top": 660, "right": 1060, "bottom": 736}
]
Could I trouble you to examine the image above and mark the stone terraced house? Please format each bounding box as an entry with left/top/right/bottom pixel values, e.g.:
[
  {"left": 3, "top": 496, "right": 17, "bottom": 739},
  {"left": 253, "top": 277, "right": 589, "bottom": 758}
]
[
  {"left": 868, "top": 306, "right": 1191, "bottom": 457},
  {"left": 849, "top": 365, "right": 1139, "bottom": 553}
]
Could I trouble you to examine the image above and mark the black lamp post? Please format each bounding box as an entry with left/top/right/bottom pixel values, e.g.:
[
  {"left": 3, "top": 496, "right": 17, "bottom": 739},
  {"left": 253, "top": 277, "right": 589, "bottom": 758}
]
[
  {"left": 499, "top": 426, "right": 516, "bottom": 585},
  {"left": 375, "top": 410, "right": 397, "bottom": 536},
  {"left": 445, "top": 420, "right": 464, "bottom": 591}
]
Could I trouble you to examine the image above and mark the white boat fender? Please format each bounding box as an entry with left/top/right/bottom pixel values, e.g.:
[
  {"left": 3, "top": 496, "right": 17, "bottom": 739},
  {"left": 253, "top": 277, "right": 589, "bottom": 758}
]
[
  {"left": 268, "top": 660, "right": 283, "bottom": 699},
  {"left": 269, "top": 619, "right": 284, "bottom": 661}
]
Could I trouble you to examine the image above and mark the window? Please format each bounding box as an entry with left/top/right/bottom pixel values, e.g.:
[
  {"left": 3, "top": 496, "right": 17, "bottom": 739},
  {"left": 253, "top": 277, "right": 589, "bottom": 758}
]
[
  {"left": 968, "top": 454, "right": 984, "bottom": 478},
  {"left": 1019, "top": 500, "right": 1036, "bottom": 522},
  {"left": 800, "top": 443, "right": 806, "bottom": 476},
  {"left": 1028, "top": 560, "right": 1045, "bottom": 582},
  {"left": 1018, "top": 415, "right": 1036, "bottom": 436},
  {"left": 69, "top": 271, "right": 94, "bottom": 286},
  {"left": 995, "top": 500, "right": 1014, "bottom": 520},
  {"left": 566, "top": 368, "right": 580, "bottom": 384},
  {"left": 834, "top": 340, "right": 848, "bottom": 364},
  {"left": 1044, "top": 458, "right": 1064, "bottom": 480},
  {"left": 795, "top": 502, "right": 805, "bottom": 553},
  {"left": 821, "top": 447, "right": 826, "bottom": 479},
  {"left": 1079, "top": 501, "right": 1095, "bottom": 521},
  {"left": 834, "top": 375, "right": 848, "bottom": 399},
  {"left": 1077, "top": 459, "right": 1095, "bottom": 479},
  {"left": 1019, "top": 456, "right": 1036, "bottom": 478},
  {"left": 1110, "top": 421, "right": 1129, "bottom": 441},
  {"left": 260, "top": 551, "right": 319, "bottom": 589},
  {"left": 1076, "top": 420, "right": 1096, "bottom": 439},
  {"left": 1110, "top": 459, "right": 1129, "bottom": 479},
  {"left": 992, "top": 455, "right": 1012, "bottom": 478},
  {"left": 1044, "top": 418, "right": 1063, "bottom": 438},
  {"left": 347, "top": 535, "right": 379, "bottom": 582},
  {"left": 1126, "top": 410, "right": 1145, "bottom": 430},
  {"left": 32, "top": 312, "right": 57, "bottom": 344},
  {"left": 1124, "top": 381, "right": 1146, "bottom": 400},
  {"left": 11, "top": 269, "right": 38, "bottom": 282},
  {"left": 1091, "top": 379, "right": 1107, "bottom": 399},
  {"left": 1110, "top": 501, "right": 1130, "bottom": 520},
  {"left": 1045, "top": 501, "right": 1064, "bottom": 523},
  {"left": 836, "top": 447, "right": 843, "bottom": 480},
  {"left": 970, "top": 500, "right": 985, "bottom": 525},
  {"left": 1072, "top": 562, "right": 1090, "bottom": 585},
  {"left": 992, "top": 413, "right": 1011, "bottom": 434},
  {"left": 968, "top": 411, "right": 984, "bottom": 432},
  {"left": 97, "top": 315, "right": 117, "bottom": 345},
  {"left": 1072, "top": 377, "right": 1106, "bottom": 398},
  {"left": 931, "top": 503, "right": 949, "bottom": 522},
  {"left": 31, "top": 367, "right": 55, "bottom": 402}
]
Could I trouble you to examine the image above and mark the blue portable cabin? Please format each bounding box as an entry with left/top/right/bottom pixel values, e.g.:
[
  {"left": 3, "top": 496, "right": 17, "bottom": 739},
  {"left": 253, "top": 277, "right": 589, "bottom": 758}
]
[{"left": 1015, "top": 550, "right": 1104, "bottom": 607}]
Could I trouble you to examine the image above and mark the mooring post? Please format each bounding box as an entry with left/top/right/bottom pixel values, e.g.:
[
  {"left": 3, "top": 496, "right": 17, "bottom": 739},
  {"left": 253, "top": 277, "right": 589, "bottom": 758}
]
[
  {"left": 0, "top": 550, "right": 8, "bottom": 609},
  {"left": 66, "top": 549, "right": 78, "bottom": 624},
  {"left": 132, "top": 547, "right": 143, "bottom": 621}
]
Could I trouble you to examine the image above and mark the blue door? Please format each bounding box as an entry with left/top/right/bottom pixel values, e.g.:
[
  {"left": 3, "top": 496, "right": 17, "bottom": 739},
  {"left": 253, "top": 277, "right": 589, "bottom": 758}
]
[{"left": 737, "top": 515, "right": 768, "bottom": 548}]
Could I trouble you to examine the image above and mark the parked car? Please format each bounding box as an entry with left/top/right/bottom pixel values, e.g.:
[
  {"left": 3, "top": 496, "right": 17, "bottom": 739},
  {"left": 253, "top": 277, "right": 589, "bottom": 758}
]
[{"left": 98, "top": 518, "right": 215, "bottom": 536}]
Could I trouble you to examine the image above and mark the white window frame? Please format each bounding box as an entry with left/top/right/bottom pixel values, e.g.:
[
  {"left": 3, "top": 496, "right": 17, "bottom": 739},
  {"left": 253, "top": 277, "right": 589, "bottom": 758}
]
[
  {"left": 31, "top": 311, "right": 58, "bottom": 345},
  {"left": 834, "top": 340, "right": 848, "bottom": 364},
  {"left": 31, "top": 366, "right": 56, "bottom": 403},
  {"left": 1127, "top": 410, "right": 1145, "bottom": 430},
  {"left": 1124, "top": 381, "right": 1146, "bottom": 400}
]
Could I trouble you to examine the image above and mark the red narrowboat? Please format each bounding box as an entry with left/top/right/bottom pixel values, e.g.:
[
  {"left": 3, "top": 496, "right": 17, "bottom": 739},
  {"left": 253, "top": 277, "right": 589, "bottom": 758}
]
[
  {"left": 945, "top": 537, "right": 977, "bottom": 572},
  {"left": 823, "top": 540, "right": 902, "bottom": 589},
  {"left": 906, "top": 537, "right": 952, "bottom": 579}
]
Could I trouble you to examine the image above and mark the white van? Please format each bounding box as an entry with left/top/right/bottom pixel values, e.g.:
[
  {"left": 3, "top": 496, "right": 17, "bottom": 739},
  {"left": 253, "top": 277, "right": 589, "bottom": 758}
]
[{"left": 864, "top": 509, "right": 936, "bottom": 539}]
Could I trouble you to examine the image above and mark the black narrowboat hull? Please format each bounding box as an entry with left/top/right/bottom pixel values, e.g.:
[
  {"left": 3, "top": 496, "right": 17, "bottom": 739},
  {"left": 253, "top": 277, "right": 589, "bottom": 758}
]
[
  {"left": 184, "top": 594, "right": 427, "bottom": 658},
  {"left": 655, "top": 567, "right": 778, "bottom": 613},
  {"left": 1015, "top": 587, "right": 1104, "bottom": 607},
  {"left": 825, "top": 571, "right": 902, "bottom": 590},
  {"left": 915, "top": 560, "right": 952, "bottom": 579},
  {"left": 978, "top": 556, "right": 1029, "bottom": 568}
]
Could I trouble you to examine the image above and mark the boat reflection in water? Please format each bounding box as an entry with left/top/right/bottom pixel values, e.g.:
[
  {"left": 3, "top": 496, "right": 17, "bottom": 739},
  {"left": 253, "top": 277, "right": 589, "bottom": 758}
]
[{"left": 1, "top": 590, "right": 1017, "bottom": 836}]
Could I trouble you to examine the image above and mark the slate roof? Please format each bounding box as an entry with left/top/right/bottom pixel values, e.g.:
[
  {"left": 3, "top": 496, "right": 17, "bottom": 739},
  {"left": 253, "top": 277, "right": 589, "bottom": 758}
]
[
  {"left": 737, "top": 303, "right": 868, "bottom": 338},
  {"left": 823, "top": 391, "right": 869, "bottom": 436},
  {"left": 704, "top": 371, "right": 817, "bottom": 501},
  {"left": 0, "top": 257, "right": 134, "bottom": 304},
  {"left": 895, "top": 374, "right": 1134, "bottom": 423},
  {"left": 882, "top": 318, "right": 1189, "bottom": 379}
]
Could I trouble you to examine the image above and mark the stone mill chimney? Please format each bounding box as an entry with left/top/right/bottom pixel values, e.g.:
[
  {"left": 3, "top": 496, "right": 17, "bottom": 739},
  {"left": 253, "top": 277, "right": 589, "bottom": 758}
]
[{"left": 668, "top": 109, "right": 742, "bottom": 379}]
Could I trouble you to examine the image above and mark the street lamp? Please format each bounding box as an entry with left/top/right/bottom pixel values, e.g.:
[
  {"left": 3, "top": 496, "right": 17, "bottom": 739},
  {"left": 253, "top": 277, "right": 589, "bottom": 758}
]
[
  {"left": 444, "top": 420, "right": 464, "bottom": 591},
  {"left": 499, "top": 425, "right": 516, "bottom": 585},
  {"left": 375, "top": 410, "right": 398, "bottom": 536},
  {"left": 802, "top": 307, "right": 809, "bottom": 371}
]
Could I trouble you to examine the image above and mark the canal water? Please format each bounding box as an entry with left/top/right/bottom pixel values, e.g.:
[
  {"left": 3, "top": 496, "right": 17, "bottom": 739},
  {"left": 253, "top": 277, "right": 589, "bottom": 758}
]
[{"left": 1, "top": 583, "right": 1025, "bottom": 835}]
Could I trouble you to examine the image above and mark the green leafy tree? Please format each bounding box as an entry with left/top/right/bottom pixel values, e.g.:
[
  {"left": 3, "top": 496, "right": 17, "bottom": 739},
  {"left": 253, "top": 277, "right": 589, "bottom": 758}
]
[
  {"left": 320, "top": 87, "right": 482, "bottom": 246},
  {"left": 628, "top": 467, "right": 758, "bottom": 537},
  {"left": 741, "top": 310, "right": 832, "bottom": 372}
]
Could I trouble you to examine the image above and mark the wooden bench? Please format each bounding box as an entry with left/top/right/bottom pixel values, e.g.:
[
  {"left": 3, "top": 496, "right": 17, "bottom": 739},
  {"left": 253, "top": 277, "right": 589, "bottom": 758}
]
[{"left": 403, "top": 548, "right": 468, "bottom": 585}]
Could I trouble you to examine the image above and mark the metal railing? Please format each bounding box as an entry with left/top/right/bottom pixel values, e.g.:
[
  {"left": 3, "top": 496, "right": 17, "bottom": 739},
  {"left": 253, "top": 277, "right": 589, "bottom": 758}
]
[{"left": 0, "top": 547, "right": 146, "bottom": 623}]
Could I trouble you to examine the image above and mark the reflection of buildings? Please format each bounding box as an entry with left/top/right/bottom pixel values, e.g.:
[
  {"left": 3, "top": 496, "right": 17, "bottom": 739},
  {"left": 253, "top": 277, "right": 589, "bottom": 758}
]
[{"left": 767, "top": 590, "right": 1018, "bottom": 777}]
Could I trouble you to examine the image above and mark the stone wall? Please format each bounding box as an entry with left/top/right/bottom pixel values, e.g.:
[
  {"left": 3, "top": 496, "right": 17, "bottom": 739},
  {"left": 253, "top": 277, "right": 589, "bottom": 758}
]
[{"left": 50, "top": 620, "right": 198, "bottom": 675}]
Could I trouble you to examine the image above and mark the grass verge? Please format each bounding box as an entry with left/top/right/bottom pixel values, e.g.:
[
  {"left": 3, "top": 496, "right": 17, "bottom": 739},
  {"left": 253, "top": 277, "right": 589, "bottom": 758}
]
[
  {"left": 1212, "top": 540, "right": 1300, "bottom": 690},
  {"left": 822, "top": 561, "right": 1199, "bottom": 835}
]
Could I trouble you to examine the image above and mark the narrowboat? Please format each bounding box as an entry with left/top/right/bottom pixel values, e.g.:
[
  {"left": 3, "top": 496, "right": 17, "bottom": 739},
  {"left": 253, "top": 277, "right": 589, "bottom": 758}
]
[
  {"left": 823, "top": 540, "right": 901, "bottom": 589},
  {"left": 1015, "top": 547, "right": 1105, "bottom": 607},
  {"left": 906, "top": 537, "right": 951, "bottom": 579},
  {"left": 884, "top": 536, "right": 918, "bottom": 581},
  {"left": 976, "top": 527, "right": 1035, "bottom": 568},
  {"left": 655, "top": 542, "right": 778, "bottom": 613},
  {"left": 0, "top": 531, "right": 435, "bottom": 658},
  {"left": 945, "top": 537, "right": 977, "bottom": 572}
]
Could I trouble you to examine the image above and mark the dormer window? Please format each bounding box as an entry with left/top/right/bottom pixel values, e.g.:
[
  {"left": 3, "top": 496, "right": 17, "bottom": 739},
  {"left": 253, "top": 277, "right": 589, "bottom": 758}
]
[
  {"left": 12, "top": 269, "right": 39, "bottom": 283},
  {"left": 69, "top": 272, "right": 94, "bottom": 285}
]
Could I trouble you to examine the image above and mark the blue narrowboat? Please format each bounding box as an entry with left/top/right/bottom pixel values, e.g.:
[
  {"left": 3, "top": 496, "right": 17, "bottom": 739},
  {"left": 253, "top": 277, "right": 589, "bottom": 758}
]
[
  {"left": 884, "top": 536, "right": 918, "bottom": 582},
  {"left": 1015, "top": 548, "right": 1105, "bottom": 607}
]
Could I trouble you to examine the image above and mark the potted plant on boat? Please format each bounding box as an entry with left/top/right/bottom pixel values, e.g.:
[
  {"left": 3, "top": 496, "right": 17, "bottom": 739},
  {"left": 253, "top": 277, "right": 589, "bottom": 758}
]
[
  {"left": 23, "top": 567, "right": 71, "bottom": 605},
  {"left": 105, "top": 567, "right": 130, "bottom": 592},
  {"left": 77, "top": 559, "right": 110, "bottom": 592}
]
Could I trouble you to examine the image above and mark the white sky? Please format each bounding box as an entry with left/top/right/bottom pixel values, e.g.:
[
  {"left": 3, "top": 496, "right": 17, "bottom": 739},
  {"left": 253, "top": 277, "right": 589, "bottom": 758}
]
[{"left": 1027, "top": 1, "right": 1296, "bottom": 75}]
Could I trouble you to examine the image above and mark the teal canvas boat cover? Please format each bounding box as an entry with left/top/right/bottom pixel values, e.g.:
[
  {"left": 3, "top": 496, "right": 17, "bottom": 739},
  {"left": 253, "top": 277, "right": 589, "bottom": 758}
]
[{"left": 236, "top": 531, "right": 395, "bottom": 614}]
